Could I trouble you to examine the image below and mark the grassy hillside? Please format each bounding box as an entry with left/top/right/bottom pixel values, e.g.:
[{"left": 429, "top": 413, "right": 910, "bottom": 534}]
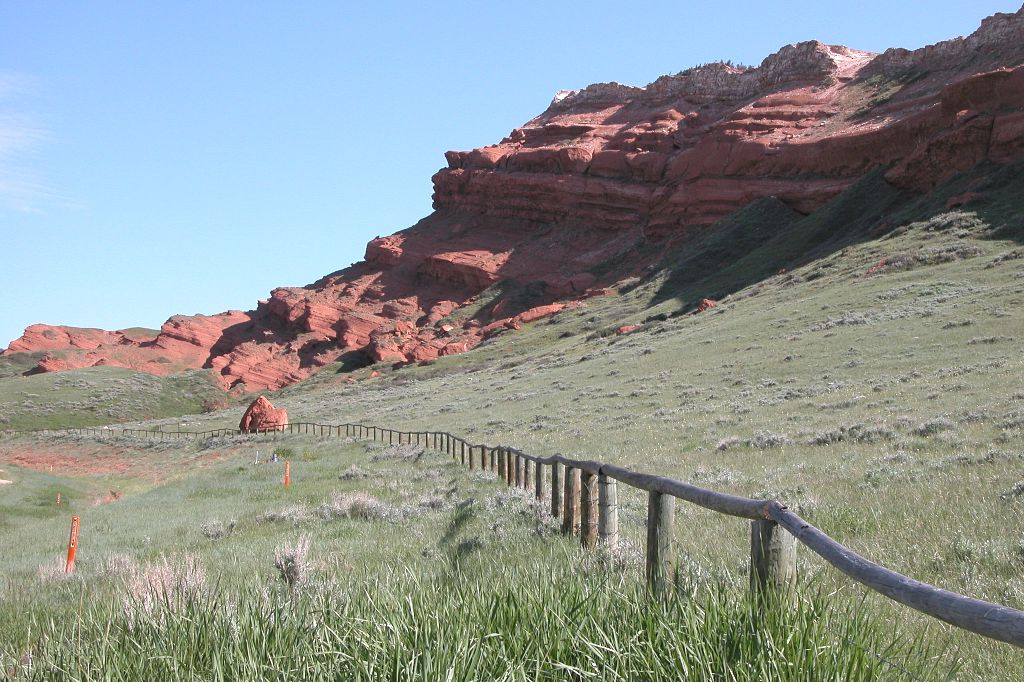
[
  {"left": 2, "top": 160, "right": 1023, "bottom": 678},
  {"left": 0, "top": 434, "right": 946, "bottom": 679},
  {"left": 0, "top": 367, "right": 235, "bottom": 431}
]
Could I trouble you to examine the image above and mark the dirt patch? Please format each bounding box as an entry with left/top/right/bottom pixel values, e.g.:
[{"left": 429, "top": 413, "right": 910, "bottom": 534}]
[
  {"left": 196, "top": 449, "right": 233, "bottom": 465},
  {"left": 0, "top": 441, "right": 246, "bottom": 486},
  {"left": 0, "top": 447, "right": 133, "bottom": 477},
  {"left": 92, "top": 489, "right": 123, "bottom": 506}
]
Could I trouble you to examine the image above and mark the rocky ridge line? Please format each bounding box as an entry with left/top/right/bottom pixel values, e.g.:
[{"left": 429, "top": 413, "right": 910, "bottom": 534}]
[{"left": 4, "top": 7, "right": 1024, "bottom": 391}]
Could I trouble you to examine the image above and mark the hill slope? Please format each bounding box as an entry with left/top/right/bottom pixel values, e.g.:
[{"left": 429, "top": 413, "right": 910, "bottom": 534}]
[
  {"left": 2, "top": 160, "right": 1024, "bottom": 675},
  {"left": 4, "top": 6, "right": 1024, "bottom": 392}
]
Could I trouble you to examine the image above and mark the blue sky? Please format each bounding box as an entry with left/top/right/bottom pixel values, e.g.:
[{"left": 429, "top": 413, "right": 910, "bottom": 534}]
[{"left": 0, "top": 1, "right": 1019, "bottom": 348}]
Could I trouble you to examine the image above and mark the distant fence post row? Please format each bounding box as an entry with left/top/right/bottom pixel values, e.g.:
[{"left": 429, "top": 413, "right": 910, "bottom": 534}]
[{"left": 3, "top": 421, "right": 1024, "bottom": 648}]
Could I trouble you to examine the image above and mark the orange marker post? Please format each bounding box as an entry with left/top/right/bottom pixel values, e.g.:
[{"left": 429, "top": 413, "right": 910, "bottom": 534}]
[
  {"left": 65, "top": 516, "right": 80, "bottom": 574},
  {"left": 284, "top": 460, "right": 291, "bottom": 488}
]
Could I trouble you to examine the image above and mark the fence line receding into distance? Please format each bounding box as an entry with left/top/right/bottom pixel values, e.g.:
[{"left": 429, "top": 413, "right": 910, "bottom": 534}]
[{"left": 4, "top": 421, "right": 1024, "bottom": 649}]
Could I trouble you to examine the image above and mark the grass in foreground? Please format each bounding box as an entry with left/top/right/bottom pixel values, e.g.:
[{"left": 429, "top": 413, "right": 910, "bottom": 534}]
[
  {"left": 0, "top": 435, "right": 952, "bottom": 680},
  {"left": 4, "top": 552, "right": 947, "bottom": 681}
]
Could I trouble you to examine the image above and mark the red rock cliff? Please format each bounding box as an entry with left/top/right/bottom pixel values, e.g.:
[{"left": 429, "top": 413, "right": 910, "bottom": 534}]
[{"left": 5, "top": 7, "right": 1024, "bottom": 391}]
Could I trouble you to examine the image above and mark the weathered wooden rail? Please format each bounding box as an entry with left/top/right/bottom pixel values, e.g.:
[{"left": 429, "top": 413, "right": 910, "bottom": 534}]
[{"left": 5, "top": 421, "right": 1024, "bottom": 648}]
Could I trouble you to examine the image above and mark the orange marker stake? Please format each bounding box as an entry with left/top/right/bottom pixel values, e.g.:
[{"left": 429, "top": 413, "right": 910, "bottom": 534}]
[
  {"left": 284, "top": 460, "right": 291, "bottom": 488},
  {"left": 65, "top": 516, "right": 80, "bottom": 574}
]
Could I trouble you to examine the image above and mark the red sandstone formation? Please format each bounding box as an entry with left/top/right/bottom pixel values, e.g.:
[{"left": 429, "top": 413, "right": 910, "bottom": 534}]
[
  {"left": 4, "top": 8, "right": 1024, "bottom": 391},
  {"left": 696, "top": 299, "right": 717, "bottom": 313},
  {"left": 239, "top": 396, "right": 288, "bottom": 433}
]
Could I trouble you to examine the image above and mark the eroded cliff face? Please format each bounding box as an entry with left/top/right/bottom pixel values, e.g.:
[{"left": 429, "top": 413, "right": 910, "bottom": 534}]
[
  {"left": 435, "top": 9, "right": 1024, "bottom": 229},
  {"left": 6, "top": 7, "right": 1024, "bottom": 391}
]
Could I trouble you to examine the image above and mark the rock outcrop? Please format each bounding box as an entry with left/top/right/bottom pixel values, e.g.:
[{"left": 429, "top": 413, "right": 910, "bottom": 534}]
[
  {"left": 239, "top": 396, "right": 288, "bottom": 433},
  {"left": 4, "top": 8, "right": 1024, "bottom": 391}
]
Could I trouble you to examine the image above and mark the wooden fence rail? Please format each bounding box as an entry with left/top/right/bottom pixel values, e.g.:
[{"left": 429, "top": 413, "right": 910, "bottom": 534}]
[{"left": 3, "top": 421, "right": 1024, "bottom": 647}]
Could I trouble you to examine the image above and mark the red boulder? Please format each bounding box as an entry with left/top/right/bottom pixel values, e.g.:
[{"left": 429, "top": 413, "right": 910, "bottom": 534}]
[
  {"left": 239, "top": 396, "right": 289, "bottom": 433},
  {"left": 696, "top": 299, "right": 717, "bottom": 313}
]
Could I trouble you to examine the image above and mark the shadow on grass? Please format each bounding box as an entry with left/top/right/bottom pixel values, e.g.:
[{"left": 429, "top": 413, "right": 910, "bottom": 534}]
[{"left": 649, "top": 160, "right": 1024, "bottom": 312}]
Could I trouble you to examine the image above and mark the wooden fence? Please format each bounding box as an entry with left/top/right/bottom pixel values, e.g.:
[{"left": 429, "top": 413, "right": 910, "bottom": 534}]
[{"left": 4, "top": 421, "right": 1024, "bottom": 648}]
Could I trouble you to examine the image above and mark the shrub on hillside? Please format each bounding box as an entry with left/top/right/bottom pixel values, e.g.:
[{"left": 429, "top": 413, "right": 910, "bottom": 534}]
[
  {"left": 122, "top": 554, "right": 207, "bottom": 617},
  {"left": 273, "top": 536, "right": 311, "bottom": 589}
]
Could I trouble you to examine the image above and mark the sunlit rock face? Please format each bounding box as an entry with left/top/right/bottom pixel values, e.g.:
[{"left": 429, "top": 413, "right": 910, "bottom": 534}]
[{"left": 5, "top": 8, "right": 1024, "bottom": 390}]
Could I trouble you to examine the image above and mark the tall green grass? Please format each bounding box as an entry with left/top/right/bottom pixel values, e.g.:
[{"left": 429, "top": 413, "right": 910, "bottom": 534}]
[{"left": 3, "top": 561, "right": 948, "bottom": 681}]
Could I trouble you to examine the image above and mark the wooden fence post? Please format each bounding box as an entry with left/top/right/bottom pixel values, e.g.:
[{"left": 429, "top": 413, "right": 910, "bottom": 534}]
[
  {"left": 496, "top": 448, "right": 506, "bottom": 482},
  {"left": 524, "top": 459, "right": 533, "bottom": 494},
  {"left": 646, "top": 491, "right": 674, "bottom": 596},
  {"left": 506, "top": 449, "right": 515, "bottom": 487},
  {"left": 598, "top": 473, "right": 618, "bottom": 547},
  {"left": 489, "top": 447, "right": 496, "bottom": 472},
  {"left": 534, "top": 460, "right": 545, "bottom": 501},
  {"left": 480, "top": 446, "right": 487, "bottom": 471},
  {"left": 580, "top": 471, "right": 599, "bottom": 549},
  {"left": 514, "top": 454, "right": 523, "bottom": 488},
  {"left": 562, "top": 467, "right": 581, "bottom": 536},
  {"left": 551, "top": 463, "right": 563, "bottom": 518},
  {"left": 465, "top": 442, "right": 472, "bottom": 469},
  {"left": 750, "top": 520, "right": 797, "bottom": 599}
]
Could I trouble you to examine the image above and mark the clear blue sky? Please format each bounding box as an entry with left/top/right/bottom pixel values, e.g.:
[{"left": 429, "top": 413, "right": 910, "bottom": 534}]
[{"left": 1, "top": 1, "right": 1019, "bottom": 348}]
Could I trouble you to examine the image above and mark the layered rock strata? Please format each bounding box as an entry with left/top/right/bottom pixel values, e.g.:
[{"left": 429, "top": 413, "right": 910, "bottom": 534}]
[{"left": 5, "top": 8, "right": 1024, "bottom": 390}]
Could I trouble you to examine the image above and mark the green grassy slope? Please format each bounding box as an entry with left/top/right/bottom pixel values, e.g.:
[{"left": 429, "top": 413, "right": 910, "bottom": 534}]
[
  {"left": 266, "top": 160, "right": 1022, "bottom": 678},
  {"left": 2, "top": 159, "right": 1023, "bottom": 678},
  {"left": 0, "top": 367, "right": 234, "bottom": 431},
  {"left": 0, "top": 435, "right": 946, "bottom": 679}
]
